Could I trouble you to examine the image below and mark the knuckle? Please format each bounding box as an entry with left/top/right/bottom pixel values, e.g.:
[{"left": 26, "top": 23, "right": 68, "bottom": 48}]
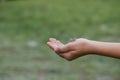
[{"left": 56, "top": 47, "right": 62, "bottom": 53}]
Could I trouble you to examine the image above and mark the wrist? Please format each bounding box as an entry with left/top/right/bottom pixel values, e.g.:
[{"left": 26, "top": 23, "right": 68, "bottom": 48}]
[
  {"left": 84, "top": 39, "right": 97, "bottom": 55},
  {"left": 87, "top": 40, "right": 103, "bottom": 55}
]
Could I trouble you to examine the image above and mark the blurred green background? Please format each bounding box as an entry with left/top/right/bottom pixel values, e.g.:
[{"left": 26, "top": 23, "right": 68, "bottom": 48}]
[{"left": 0, "top": 0, "right": 120, "bottom": 80}]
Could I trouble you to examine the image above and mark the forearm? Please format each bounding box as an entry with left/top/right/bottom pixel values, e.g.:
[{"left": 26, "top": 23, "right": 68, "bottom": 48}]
[{"left": 88, "top": 40, "right": 120, "bottom": 59}]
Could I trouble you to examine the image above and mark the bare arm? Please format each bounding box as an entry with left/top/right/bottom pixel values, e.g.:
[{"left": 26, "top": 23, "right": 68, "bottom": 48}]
[
  {"left": 47, "top": 38, "right": 120, "bottom": 61},
  {"left": 89, "top": 41, "right": 120, "bottom": 59}
]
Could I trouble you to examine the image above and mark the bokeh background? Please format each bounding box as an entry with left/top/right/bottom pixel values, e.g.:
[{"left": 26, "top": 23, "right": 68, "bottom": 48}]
[{"left": 0, "top": 0, "right": 120, "bottom": 80}]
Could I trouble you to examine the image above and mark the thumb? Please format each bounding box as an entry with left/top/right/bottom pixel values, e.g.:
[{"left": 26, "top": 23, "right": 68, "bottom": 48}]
[{"left": 56, "top": 43, "right": 72, "bottom": 53}]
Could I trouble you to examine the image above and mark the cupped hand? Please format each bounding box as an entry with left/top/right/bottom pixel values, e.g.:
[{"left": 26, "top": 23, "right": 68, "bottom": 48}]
[{"left": 47, "top": 38, "right": 90, "bottom": 61}]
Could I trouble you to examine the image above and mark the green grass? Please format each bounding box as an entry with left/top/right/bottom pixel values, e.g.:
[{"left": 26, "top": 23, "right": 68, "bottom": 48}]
[{"left": 0, "top": 0, "right": 120, "bottom": 80}]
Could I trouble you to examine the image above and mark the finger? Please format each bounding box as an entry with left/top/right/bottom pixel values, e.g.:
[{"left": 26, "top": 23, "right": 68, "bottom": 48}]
[
  {"left": 58, "top": 51, "right": 77, "bottom": 61},
  {"left": 47, "top": 42, "right": 58, "bottom": 51},
  {"left": 57, "top": 43, "right": 72, "bottom": 53},
  {"left": 55, "top": 40, "right": 64, "bottom": 46},
  {"left": 49, "top": 38, "right": 64, "bottom": 47},
  {"left": 49, "top": 38, "right": 57, "bottom": 42}
]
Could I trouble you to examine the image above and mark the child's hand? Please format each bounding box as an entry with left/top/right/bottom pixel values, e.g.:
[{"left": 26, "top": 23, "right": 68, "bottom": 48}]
[{"left": 47, "top": 38, "right": 90, "bottom": 61}]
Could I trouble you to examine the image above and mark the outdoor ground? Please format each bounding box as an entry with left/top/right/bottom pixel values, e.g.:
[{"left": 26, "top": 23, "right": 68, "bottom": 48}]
[{"left": 0, "top": 0, "right": 120, "bottom": 80}]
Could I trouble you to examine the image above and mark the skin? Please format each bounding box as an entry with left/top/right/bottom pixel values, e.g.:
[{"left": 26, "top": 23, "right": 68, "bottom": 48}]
[{"left": 47, "top": 38, "right": 120, "bottom": 61}]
